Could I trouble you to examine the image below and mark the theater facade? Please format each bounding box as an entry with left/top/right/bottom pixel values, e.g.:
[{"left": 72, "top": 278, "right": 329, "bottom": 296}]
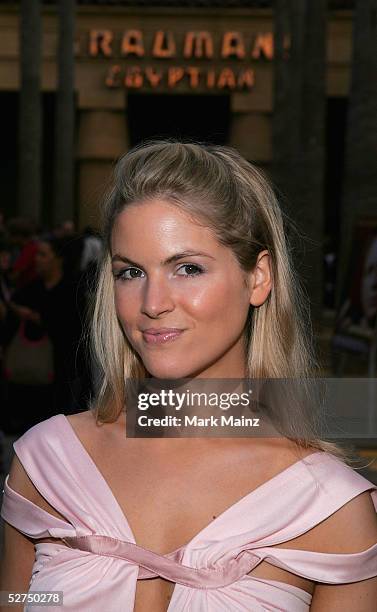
[{"left": 0, "top": 0, "right": 354, "bottom": 228}]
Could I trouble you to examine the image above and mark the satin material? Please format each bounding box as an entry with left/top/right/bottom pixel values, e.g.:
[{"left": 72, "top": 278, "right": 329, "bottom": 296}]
[{"left": 1, "top": 414, "right": 377, "bottom": 611}]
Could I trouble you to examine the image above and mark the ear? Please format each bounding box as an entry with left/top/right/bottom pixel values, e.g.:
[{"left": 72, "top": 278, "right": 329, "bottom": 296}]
[{"left": 247, "top": 250, "right": 272, "bottom": 307}]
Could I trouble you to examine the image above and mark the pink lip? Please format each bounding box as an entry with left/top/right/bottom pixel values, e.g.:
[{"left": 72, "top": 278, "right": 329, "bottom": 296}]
[{"left": 142, "top": 329, "right": 184, "bottom": 345}]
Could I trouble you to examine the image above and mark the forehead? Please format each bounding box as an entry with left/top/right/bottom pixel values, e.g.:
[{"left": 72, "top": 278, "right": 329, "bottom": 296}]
[{"left": 111, "top": 199, "right": 220, "bottom": 253}]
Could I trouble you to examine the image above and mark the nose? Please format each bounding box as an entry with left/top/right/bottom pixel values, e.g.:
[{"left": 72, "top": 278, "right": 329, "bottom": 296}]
[{"left": 141, "top": 274, "right": 175, "bottom": 318}]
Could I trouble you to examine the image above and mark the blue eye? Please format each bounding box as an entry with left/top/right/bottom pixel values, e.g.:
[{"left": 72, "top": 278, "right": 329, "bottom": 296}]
[
  {"left": 113, "top": 263, "right": 205, "bottom": 282},
  {"left": 176, "top": 264, "right": 204, "bottom": 277},
  {"left": 114, "top": 267, "right": 144, "bottom": 281}
]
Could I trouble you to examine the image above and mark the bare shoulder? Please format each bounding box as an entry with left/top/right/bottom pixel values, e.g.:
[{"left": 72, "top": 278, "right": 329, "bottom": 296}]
[
  {"left": 7, "top": 453, "right": 36, "bottom": 500},
  {"left": 310, "top": 488, "right": 377, "bottom": 552},
  {"left": 64, "top": 411, "right": 96, "bottom": 453},
  {"left": 65, "top": 408, "right": 125, "bottom": 452},
  {"left": 267, "top": 444, "right": 377, "bottom": 554},
  {"left": 309, "top": 487, "right": 377, "bottom": 610},
  {"left": 253, "top": 437, "right": 320, "bottom": 468},
  {"left": 277, "top": 483, "right": 377, "bottom": 555},
  {"left": 7, "top": 412, "right": 94, "bottom": 503},
  {"left": 7, "top": 451, "right": 65, "bottom": 521},
  {"left": 65, "top": 409, "right": 96, "bottom": 427}
]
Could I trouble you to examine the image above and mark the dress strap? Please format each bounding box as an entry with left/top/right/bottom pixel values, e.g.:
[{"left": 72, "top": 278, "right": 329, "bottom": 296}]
[
  {"left": 61, "top": 532, "right": 377, "bottom": 588},
  {"left": 1, "top": 475, "right": 76, "bottom": 540},
  {"left": 247, "top": 541, "right": 377, "bottom": 584},
  {"left": 10, "top": 415, "right": 131, "bottom": 538},
  {"left": 61, "top": 534, "right": 257, "bottom": 589}
]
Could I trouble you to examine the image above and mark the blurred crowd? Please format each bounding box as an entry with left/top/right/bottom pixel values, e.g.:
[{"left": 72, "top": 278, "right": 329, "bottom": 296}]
[{"left": 0, "top": 210, "right": 103, "bottom": 436}]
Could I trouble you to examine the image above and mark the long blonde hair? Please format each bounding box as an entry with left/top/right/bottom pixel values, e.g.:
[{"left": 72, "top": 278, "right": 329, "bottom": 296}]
[{"left": 89, "top": 140, "right": 353, "bottom": 462}]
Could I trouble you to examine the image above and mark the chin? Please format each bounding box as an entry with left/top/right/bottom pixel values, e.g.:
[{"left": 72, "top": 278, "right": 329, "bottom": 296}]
[
  {"left": 144, "top": 366, "right": 191, "bottom": 380},
  {"left": 142, "top": 358, "right": 197, "bottom": 380}
]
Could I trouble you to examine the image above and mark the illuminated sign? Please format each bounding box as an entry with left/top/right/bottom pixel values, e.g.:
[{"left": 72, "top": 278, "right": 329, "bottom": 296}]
[{"left": 85, "top": 29, "right": 276, "bottom": 91}]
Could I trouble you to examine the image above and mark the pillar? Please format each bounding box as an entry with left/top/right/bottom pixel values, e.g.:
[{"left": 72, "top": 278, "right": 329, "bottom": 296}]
[{"left": 77, "top": 109, "right": 129, "bottom": 230}]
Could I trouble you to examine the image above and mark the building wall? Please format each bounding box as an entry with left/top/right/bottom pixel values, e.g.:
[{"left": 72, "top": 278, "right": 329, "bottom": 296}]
[{"left": 0, "top": 5, "right": 353, "bottom": 228}]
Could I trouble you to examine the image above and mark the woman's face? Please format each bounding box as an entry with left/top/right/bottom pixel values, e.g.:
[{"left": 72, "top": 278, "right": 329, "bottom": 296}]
[
  {"left": 111, "top": 199, "right": 270, "bottom": 379},
  {"left": 35, "top": 242, "right": 60, "bottom": 277}
]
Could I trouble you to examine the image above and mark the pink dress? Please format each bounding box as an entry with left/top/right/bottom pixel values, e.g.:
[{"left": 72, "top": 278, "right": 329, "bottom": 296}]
[{"left": 2, "top": 414, "right": 377, "bottom": 611}]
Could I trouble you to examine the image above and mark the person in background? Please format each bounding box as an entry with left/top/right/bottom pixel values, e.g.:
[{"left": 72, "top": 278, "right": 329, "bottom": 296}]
[
  {"left": 0, "top": 236, "right": 13, "bottom": 351},
  {"left": 0, "top": 238, "right": 12, "bottom": 322},
  {"left": 52, "top": 219, "right": 76, "bottom": 239},
  {"left": 7, "top": 217, "right": 38, "bottom": 291},
  {"left": 53, "top": 219, "right": 85, "bottom": 280},
  {"left": 3, "top": 236, "right": 89, "bottom": 432},
  {"left": 361, "top": 233, "right": 377, "bottom": 329},
  {"left": 80, "top": 226, "right": 103, "bottom": 274},
  {"left": 323, "top": 234, "right": 337, "bottom": 310},
  {"left": 336, "top": 230, "right": 377, "bottom": 334},
  {"left": 0, "top": 238, "right": 13, "bottom": 441}
]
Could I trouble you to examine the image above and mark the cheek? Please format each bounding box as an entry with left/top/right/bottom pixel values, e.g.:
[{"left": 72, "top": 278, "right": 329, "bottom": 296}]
[
  {"left": 114, "top": 288, "right": 138, "bottom": 326},
  {"left": 183, "top": 276, "right": 247, "bottom": 324}
]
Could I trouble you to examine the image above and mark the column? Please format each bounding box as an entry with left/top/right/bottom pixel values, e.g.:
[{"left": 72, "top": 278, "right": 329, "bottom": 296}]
[{"left": 77, "top": 109, "right": 129, "bottom": 230}]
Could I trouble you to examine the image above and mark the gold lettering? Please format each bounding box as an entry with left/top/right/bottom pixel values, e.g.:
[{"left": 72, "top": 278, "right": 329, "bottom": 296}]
[
  {"left": 89, "top": 30, "right": 113, "bottom": 57},
  {"left": 124, "top": 66, "right": 143, "bottom": 88},
  {"left": 251, "top": 33, "right": 274, "bottom": 60},
  {"left": 121, "top": 30, "right": 145, "bottom": 57},
  {"left": 103, "top": 67, "right": 258, "bottom": 90},
  {"left": 152, "top": 31, "right": 176, "bottom": 58},
  {"left": 105, "top": 64, "right": 122, "bottom": 88},
  {"left": 221, "top": 32, "right": 246, "bottom": 59},
  {"left": 186, "top": 66, "right": 200, "bottom": 88},
  {"left": 217, "top": 68, "right": 237, "bottom": 89},
  {"left": 238, "top": 69, "right": 255, "bottom": 89},
  {"left": 145, "top": 67, "right": 163, "bottom": 87},
  {"left": 183, "top": 31, "right": 214, "bottom": 59},
  {"left": 168, "top": 67, "right": 185, "bottom": 87}
]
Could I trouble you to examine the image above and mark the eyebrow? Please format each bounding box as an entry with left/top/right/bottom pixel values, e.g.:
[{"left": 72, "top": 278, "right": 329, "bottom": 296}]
[{"left": 111, "top": 250, "right": 215, "bottom": 267}]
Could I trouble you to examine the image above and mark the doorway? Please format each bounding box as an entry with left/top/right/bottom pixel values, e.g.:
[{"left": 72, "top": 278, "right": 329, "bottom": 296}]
[{"left": 127, "top": 93, "right": 230, "bottom": 147}]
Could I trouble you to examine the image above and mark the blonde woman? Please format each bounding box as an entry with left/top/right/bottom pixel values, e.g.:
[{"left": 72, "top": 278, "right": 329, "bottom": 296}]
[{"left": 1, "top": 141, "right": 377, "bottom": 611}]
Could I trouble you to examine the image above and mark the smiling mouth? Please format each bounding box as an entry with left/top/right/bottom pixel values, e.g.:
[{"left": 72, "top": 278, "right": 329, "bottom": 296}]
[{"left": 142, "top": 330, "right": 184, "bottom": 345}]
